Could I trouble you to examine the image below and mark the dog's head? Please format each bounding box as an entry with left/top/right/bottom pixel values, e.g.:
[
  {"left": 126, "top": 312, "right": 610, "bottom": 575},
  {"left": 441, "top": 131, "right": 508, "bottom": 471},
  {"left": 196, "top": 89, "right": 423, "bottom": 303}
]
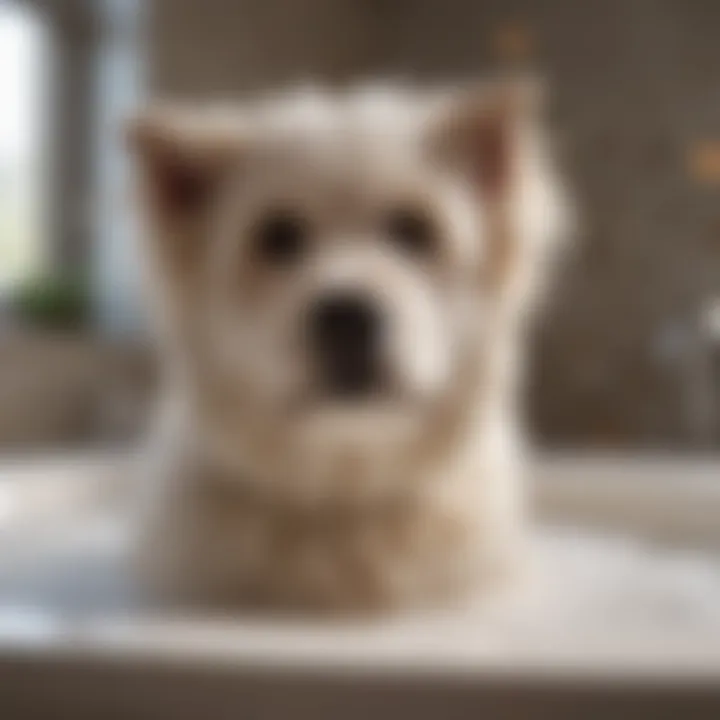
[{"left": 129, "top": 81, "right": 567, "bottom": 497}]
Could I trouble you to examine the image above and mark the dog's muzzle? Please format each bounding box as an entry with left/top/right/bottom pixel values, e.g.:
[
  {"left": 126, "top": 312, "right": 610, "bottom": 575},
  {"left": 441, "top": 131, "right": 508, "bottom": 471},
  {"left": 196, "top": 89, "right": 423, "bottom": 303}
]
[{"left": 308, "top": 292, "right": 383, "bottom": 398}]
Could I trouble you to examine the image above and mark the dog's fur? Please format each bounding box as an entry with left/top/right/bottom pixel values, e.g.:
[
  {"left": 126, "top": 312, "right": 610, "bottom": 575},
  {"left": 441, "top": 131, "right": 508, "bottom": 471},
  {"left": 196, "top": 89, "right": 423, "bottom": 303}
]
[{"left": 128, "top": 80, "right": 569, "bottom": 613}]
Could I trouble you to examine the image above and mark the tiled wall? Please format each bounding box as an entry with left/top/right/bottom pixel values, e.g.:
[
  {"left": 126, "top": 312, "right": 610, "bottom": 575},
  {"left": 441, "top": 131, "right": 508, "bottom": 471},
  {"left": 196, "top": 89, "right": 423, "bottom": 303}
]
[{"left": 148, "top": 0, "right": 720, "bottom": 448}]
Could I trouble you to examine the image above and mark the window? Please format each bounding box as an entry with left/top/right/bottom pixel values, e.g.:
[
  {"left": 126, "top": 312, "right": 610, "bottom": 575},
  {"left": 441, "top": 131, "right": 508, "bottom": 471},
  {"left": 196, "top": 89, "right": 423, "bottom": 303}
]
[{"left": 0, "top": 3, "right": 46, "bottom": 290}]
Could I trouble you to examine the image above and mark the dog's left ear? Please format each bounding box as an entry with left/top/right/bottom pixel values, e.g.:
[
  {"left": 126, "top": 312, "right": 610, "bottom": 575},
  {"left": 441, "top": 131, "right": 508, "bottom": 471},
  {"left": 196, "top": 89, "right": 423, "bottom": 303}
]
[
  {"left": 429, "top": 79, "right": 547, "bottom": 291},
  {"left": 430, "top": 78, "right": 543, "bottom": 202}
]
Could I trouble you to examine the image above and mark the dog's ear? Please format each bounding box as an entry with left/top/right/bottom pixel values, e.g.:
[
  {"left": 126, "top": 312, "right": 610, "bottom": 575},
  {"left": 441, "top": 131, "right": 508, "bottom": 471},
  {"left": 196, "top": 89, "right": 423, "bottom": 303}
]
[
  {"left": 431, "top": 78, "right": 542, "bottom": 201},
  {"left": 126, "top": 107, "right": 244, "bottom": 222},
  {"left": 430, "top": 79, "right": 545, "bottom": 289},
  {"left": 126, "top": 108, "right": 247, "bottom": 299},
  {"left": 126, "top": 108, "right": 247, "bottom": 338}
]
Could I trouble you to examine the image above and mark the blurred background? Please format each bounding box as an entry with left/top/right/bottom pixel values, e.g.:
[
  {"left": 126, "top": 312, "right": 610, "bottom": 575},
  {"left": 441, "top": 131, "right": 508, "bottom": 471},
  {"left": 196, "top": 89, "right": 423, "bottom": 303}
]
[{"left": 1, "top": 0, "right": 720, "bottom": 453}]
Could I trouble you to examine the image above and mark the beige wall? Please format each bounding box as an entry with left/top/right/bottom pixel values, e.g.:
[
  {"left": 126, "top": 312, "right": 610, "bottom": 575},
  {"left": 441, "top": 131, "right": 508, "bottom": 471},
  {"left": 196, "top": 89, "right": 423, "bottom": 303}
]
[
  {"left": 146, "top": 0, "right": 720, "bottom": 449},
  {"left": 148, "top": 0, "right": 373, "bottom": 96}
]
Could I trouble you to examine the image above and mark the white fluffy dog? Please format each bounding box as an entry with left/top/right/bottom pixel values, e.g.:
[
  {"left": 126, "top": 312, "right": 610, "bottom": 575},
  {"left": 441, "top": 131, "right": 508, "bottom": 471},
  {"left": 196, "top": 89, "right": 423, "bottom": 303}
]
[{"left": 127, "top": 80, "right": 568, "bottom": 613}]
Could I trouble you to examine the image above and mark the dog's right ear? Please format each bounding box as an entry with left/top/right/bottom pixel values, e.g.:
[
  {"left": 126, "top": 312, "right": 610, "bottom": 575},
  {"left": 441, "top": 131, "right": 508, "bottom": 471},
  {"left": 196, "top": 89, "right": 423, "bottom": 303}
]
[
  {"left": 126, "top": 107, "right": 248, "bottom": 311},
  {"left": 126, "top": 108, "right": 244, "bottom": 222},
  {"left": 126, "top": 109, "right": 247, "bottom": 336}
]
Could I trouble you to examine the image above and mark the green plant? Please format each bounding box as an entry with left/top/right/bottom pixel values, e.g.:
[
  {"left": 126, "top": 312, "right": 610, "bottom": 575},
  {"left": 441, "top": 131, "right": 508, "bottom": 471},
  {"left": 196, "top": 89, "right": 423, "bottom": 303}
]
[{"left": 11, "top": 273, "right": 91, "bottom": 330}]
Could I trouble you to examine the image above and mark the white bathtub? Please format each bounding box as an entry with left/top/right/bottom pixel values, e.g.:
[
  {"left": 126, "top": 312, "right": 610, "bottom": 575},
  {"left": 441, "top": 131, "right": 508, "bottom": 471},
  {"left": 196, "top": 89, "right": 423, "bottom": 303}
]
[{"left": 0, "top": 453, "right": 719, "bottom": 717}]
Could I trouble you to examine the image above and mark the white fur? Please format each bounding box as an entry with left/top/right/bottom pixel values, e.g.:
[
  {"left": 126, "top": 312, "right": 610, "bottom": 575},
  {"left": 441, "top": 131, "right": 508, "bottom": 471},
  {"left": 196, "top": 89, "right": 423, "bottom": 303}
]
[{"left": 129, "top": 81, "right": 570, "bottom": 613}]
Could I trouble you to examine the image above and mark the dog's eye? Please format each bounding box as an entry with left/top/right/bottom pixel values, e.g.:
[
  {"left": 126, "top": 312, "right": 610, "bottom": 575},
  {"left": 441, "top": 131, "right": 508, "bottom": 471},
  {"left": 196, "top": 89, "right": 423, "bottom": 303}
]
[
  {"left": 253, "top": 211, "right": 307, "bottom": 266},
  {"left": 385, "top": 208, "right": 436, "bottom": 256}
]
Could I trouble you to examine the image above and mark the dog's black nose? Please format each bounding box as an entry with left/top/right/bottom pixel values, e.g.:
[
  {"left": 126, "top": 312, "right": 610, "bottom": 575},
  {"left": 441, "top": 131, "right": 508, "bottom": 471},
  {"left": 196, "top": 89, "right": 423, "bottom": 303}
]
[{"left": 308, "top": 293, "right": 382, "bottom": 397}]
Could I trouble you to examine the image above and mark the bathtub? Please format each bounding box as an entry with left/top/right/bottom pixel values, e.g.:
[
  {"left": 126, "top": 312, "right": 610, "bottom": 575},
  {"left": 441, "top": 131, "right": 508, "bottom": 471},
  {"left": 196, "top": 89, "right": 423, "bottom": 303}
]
[{"left": 0, "top": 452, "right": 719, "bottom": 717}]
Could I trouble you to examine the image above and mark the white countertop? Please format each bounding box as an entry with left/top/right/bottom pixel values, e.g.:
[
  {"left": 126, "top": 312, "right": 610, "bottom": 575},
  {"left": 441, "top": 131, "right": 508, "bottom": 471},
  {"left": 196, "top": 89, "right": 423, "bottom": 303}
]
[{"left": 0, "top": 452, "right": 718, "bottom": 681}]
